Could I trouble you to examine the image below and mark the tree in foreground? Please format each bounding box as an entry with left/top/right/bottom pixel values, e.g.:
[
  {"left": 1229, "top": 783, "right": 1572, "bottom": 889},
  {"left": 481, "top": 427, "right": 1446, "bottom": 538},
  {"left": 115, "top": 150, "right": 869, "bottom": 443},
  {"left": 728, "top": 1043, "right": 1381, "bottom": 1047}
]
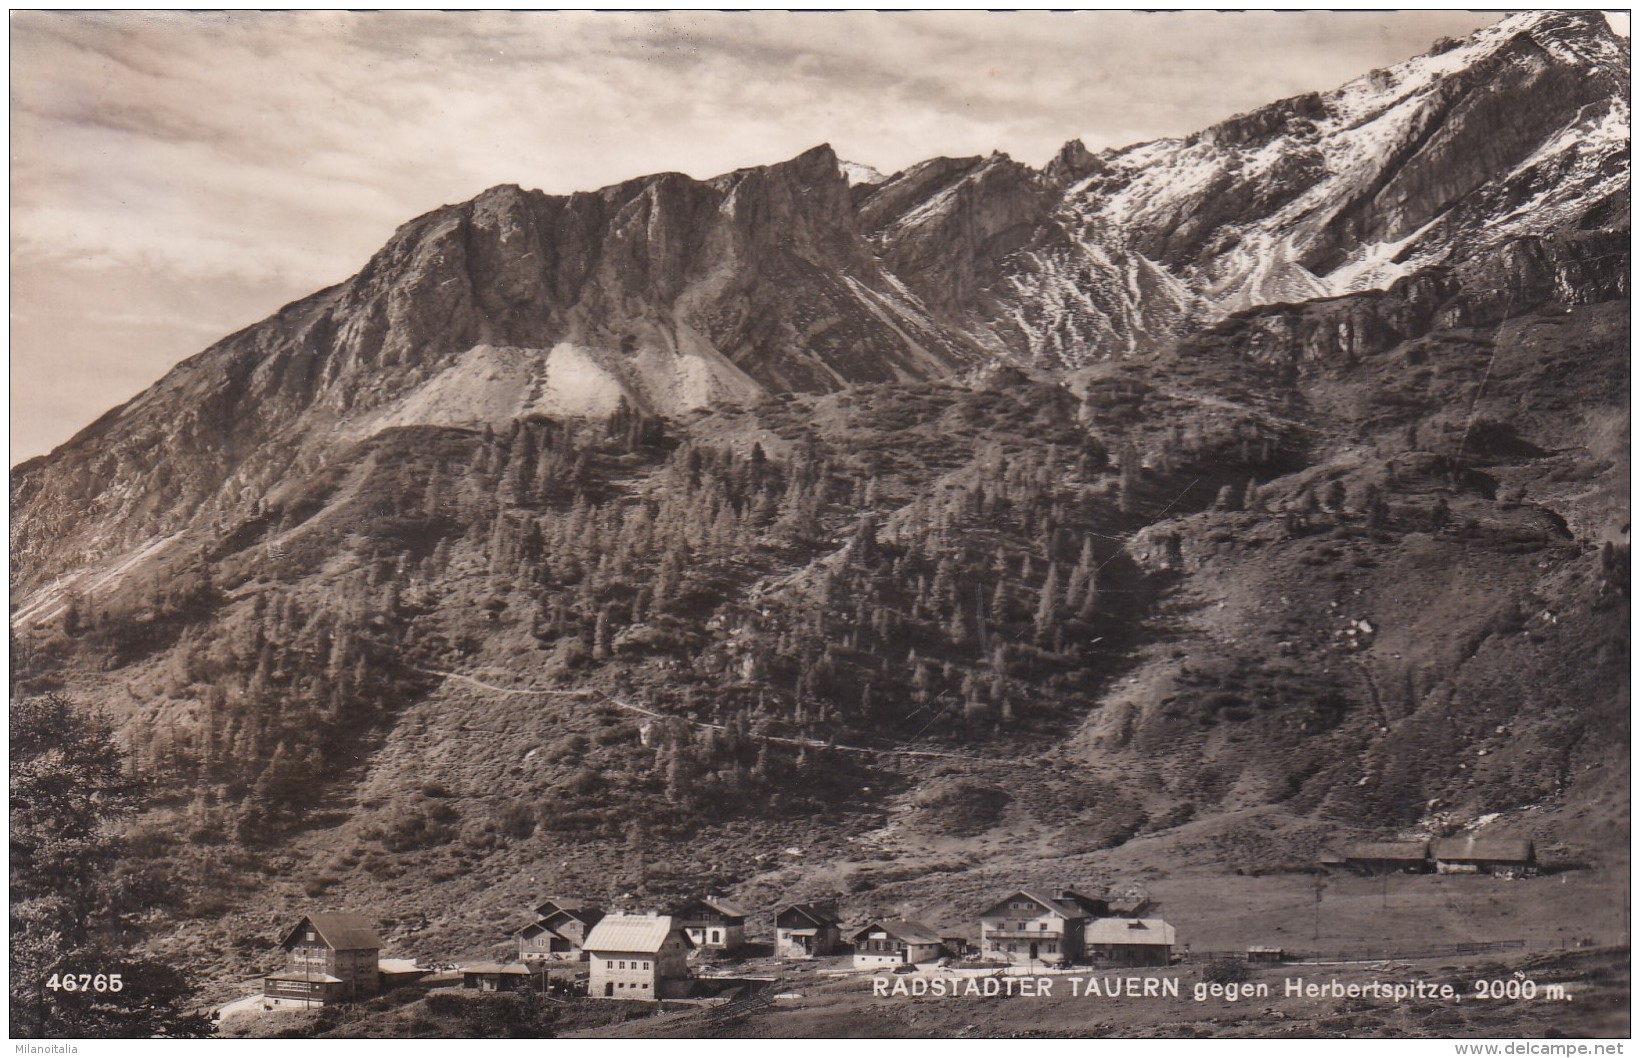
[{"left": 10, "top": 694, "right": 212, "bottom": 1038}]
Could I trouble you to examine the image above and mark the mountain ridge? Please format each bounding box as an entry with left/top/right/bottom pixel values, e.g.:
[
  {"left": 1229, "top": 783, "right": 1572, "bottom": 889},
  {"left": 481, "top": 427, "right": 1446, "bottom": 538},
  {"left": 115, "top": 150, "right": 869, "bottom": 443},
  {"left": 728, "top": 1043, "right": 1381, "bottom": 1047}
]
[
  {"left": 8, "top": 15, "right": 1629, "bottom": 1022},
  {"left": 15, "top": 12, "right": 1627, "bottom": 604}
]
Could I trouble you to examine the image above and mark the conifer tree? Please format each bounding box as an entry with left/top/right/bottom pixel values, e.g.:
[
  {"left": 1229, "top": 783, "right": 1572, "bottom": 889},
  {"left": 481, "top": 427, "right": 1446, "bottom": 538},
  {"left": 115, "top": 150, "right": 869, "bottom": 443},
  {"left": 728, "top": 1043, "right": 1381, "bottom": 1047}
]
[
  {"left": 1035, "top": 563, "right": 1060, "bottom": 644},
  {"left": 1430, "top": 496, "right": 1451, "bottom": 531}
]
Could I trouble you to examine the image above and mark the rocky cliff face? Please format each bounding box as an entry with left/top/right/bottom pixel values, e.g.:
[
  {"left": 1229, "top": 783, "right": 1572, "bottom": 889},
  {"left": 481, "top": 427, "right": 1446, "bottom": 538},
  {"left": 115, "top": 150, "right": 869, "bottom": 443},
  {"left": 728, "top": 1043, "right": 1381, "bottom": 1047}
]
[
  {"left": 841, "top": 11, "right": 1627, "bottom": 375},
  {"left": 12, "top": 10, "right": 1626, "bottom": 620},
  {"left": 11, "top": 144, "right": 982, "bottom": 603},
  {"left": 11, "top": 8, "right": 1629, "bottom": 636}
]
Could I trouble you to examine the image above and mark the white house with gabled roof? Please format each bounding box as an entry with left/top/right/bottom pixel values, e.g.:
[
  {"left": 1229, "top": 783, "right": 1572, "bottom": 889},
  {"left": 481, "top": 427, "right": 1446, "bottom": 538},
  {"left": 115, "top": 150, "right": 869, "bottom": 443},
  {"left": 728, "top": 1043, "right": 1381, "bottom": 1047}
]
[{"left": 583, "top": 914, "right": 691, "bottom": 1000}]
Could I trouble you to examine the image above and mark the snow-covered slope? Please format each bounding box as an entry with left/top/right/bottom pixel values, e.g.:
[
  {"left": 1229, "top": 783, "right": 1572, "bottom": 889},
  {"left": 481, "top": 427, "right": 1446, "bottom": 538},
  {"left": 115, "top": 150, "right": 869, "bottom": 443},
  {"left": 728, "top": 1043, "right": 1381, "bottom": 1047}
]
[
  {"left": 860, "top": 9, "right": 1628, "bottom": 369},
  {"left": 838, "top": 159, "right": 886, "bottom": 186},
  {"left": 1087, "top": 9, "right": 1629, "bottom": 310}
]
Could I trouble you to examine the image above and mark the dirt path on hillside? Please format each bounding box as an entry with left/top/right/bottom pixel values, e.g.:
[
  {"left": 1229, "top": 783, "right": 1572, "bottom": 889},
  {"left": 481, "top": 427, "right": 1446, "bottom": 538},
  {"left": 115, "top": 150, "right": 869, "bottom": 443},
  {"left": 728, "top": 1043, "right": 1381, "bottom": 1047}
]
[{"left": 411, "top": 666, "right": 1037, "bottom": 767}]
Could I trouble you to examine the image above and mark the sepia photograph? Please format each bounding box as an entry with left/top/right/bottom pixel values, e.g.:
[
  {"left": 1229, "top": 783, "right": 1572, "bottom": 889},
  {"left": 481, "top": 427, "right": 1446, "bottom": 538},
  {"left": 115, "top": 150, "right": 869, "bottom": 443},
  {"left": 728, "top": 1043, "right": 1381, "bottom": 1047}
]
[{"left": 8, "top": 7, "right": 1631, "bottom": 1043}]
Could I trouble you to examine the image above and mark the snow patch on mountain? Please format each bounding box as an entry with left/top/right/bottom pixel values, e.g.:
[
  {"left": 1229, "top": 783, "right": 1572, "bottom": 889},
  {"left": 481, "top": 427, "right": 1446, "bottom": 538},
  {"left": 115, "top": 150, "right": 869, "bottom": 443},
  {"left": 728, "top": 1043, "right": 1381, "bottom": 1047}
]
[
  {"left": 989, "top": 212, "right": 1202, "bottom": 367},
  {"left": 839, "top": 160, "right": 886, "bottom": 186},
  {"left": 1327, "top": 217, "right": 1443, "bottom": 296},
  {"left": 1046, "top": 9, "right": 1628, "bottom": 329}
]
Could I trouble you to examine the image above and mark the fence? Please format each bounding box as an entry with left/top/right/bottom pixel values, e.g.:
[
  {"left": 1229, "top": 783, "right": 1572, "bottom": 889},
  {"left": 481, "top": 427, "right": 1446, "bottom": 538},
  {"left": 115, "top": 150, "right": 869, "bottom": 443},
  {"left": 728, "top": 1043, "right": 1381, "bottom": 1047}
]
[
  {"left": 1182, "top": 939, "right": 1526, "bottom": 964},
  {"left": 691, "top": 983, "right": 777, "bottom": 1028}
]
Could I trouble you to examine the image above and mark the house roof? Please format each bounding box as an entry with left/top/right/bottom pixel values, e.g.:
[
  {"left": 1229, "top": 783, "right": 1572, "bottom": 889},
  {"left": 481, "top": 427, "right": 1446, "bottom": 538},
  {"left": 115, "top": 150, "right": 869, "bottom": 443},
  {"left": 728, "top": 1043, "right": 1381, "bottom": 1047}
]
[
  {"left": 678, "top": 897, "right": 749, "bottom": 920},
  {"left": 266, "top": 972, "right": 345, "bottom": 984},
  {"left": 1338, "top": 841, "right": 1431, "bottom": 861},
  {"left": 533, "top": 898, "right": 602, "bottom": 921},
  {"left": 511, "top": 921, "right": 559, "bottom": 940},
  {"left": 981, "top": 890, "right": 1088, "bottom": 921},
  {"left": 280, "top": 913, "right": 383, "bottom": 952},
  {"left": 780, "top": 903, "right": 842, "bottom": 928},
  {"left": 378, "top": 959, "right": 428, "bottom": 974},
  {"left": 459, "top": 962, "right": 537, "bottom": 976},
  {"left": 850, "top": 920, "right": 943, "bottom": 946},
  {"left": 541, "top": 908, "right": 604, "bottom": 932},
  {"left": 1433, "top": 836, "right": 1535, "bottom": 863},
  {"left": 1056, "top": 888, "right": 1110, "bottom": 913},
  {"left": 1084, "top": 918, "right": 1176, "bottom": 947},
  {"left": 583, "top": 914, "right": 680, "bottom": 954}
]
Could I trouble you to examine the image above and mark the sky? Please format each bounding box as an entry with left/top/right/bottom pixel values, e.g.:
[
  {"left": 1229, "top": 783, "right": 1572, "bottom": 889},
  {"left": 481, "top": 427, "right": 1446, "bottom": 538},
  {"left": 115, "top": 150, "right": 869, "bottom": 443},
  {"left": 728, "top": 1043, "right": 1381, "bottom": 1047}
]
[{"left": 9, "top": 9, "right": 1597, "bottom": 461}]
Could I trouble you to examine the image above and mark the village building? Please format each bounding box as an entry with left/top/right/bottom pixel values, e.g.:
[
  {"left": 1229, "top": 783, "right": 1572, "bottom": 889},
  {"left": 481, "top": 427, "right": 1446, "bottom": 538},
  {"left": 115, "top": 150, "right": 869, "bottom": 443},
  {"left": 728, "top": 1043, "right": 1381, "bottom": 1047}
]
[
  {"left": 262, "top": 913, "right": 383, "bottom": 1006},
  {"left": 1105, "top": 889, "right": 1151, "bottom": 918},
  {"left": 850, "top": 920, "right": 944, "bottom": 969},
  {"left": 1083, "top": 917, "right": 1176, "bottom": 967},
  {"left": 583, "top": 914, "right": 692, "bottom": 1000},
  {"left": 774, "top": 903, "right": 844, "bottom": 959},
  {"left": 511, "top": 899, "right": 606, "bottom": 965},
  {"left": 459, "top": 962, "right": 547, "bottom": 992},
  {"left": 673, "top": 896, "right": 749, "bottom": 952},
  {"left": 532, "top": 898, "right": 605, "bottom": 933},
  {"left": 513, "top": 921, "right": 567, "bottom": 965},
  {"left": 519, "top": 899, "right": 605, "bottom": 962},
  {"left": 977, "top": 889, "right": 1107, "bottom": 965},
  {"left": 1324, "top": 841, "right": 1432, "bottom": 874},
  {"left": 378, "top": 958, "right": 432, "bottom": 989},
  {"left": 1433, "top": 836, "right": 1537, "bottom": 877}
]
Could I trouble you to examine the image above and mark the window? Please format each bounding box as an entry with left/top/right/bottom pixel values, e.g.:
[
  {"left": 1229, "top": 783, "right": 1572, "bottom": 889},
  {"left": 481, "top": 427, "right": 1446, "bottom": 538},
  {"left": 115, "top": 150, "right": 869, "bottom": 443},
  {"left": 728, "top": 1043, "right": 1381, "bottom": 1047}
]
[
  {"left": 1039, "top": 923, "right": 1049, "bottom": 931},
  {"left": 1046, "top": 944, "right": 1057, "bottom": 954}
]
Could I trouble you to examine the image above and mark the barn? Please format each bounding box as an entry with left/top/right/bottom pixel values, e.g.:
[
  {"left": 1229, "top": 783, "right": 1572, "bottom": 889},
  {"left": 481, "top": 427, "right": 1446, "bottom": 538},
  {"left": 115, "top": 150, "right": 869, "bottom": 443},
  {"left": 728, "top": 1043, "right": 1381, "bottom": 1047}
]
[
  {"left": 1327, "top": 841, "right": 1432, "bottom": 874},
  {"left": 1433, "top": 836, "right": 1537, "bottom": 877},
  {"left": 1083, "top": 918, "right": 1176, "bottom": 967}
]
